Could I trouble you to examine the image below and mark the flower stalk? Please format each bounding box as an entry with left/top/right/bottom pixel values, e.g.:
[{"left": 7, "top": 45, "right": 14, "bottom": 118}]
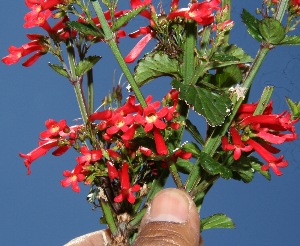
[{"left": 90, "top": 0, "right": 147, "bottom": 108}]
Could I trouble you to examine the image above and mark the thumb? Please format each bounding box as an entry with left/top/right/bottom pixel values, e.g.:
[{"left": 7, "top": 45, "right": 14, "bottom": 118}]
[{"left": 133, "top": 188, "right": 202, "bottom": 246}]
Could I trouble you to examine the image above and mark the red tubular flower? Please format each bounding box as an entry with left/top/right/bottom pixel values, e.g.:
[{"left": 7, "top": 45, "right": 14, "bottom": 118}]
[
  {"left": 114, "top": 163, "right": 141, "bottom": 204},
  {"left": 121, "top": 124, "right": 138, "bottom": 141},
  {"left": 49, "top": 16, "right": 77, "bottom": 41},
  {"left": 2, "top": 34, "right": 48, "bottom": 66},
  {"left": 25, "top": 0, "right": 64, "bottom": 10},
  {"left": 170, "top": 0, "right": 179, "bottom": 11},
  {"left": 291, "top": 0, "right": 300, "bottom": 6},
  {"left": 61, "top": 164, "right": 85, "bottom": 192},
  {"left": 124, "top": 27, "right": 155, "bottom": 63},
  {"left": 76, "top": 146, "right": 102, "bottom": 166},
  {"left": 168, "top": 0, "right": 221, "bottom": 25},
  {"left": 139, "top": 146, "right": 153, "bottom": 157},
  {"left": 153, "top": 128, "right": 168, "bottom": 155},
  {"left": 106, "top": 149, "right": 121, "bottom": 161},
  {"left": 221, "top": 127, "right": 252, "bottom": 160},
  {"left": 106, "top": 113, "right": 134, "bottom": 135},
  {"left": 89, "top": 109, "right": 112, "bottom": 122},
  {"left": 19, "top": 139, "right": 58, "bottom": 174},
  {"left": 106, "top": 160, "right": 119, "bottom": 180},
  {"left": 172, "top": 150, "right": 192, "bottom": 163},
  {"left": 24, "top": 9, "right": 52, "bottom": 30},
  {"left": 237, "top": 101, "right": 273, "bottom": 120},
  {"left": 246, "top": 139, "right": 288, "bottom": 176},
  {"left": 125, "top": 1, "right": 155, "bottom": 63},
  {"left": 135, "top": 96, "right": 169, "bottom": 132},
  {"left": 116, "top": 95, "right": 142, "bottom": 115},
  {"left": 130, "top": 0, "right": 152, "bottom": 19},
  {"left": 241, "top": 112, "right": 298, "bottom": 133},
  {"left": 40, "top": 119, "right": 68, "bottom": 139}
]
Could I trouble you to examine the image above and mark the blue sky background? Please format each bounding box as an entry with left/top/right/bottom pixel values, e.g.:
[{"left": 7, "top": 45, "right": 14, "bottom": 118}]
[{"left": 0, "top": 1, "right": 300, "bottom": 245}]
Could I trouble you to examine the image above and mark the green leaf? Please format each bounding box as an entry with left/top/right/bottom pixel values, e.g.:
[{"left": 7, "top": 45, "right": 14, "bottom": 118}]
[
  {"left": 185, "top": 119, "right": 205, "bottom": 146},
  {"left": 182, "top": 142, "right": 202, "bottom": 157},
  {"left": 198, "top": 152, "right": 232, "bottom": 179},
  {"left": 201, "top": 213, "right": 235, "bottom": 231},
  {"left": 66, "top": 21, "right": 103, "bottom": 37},
  {"left": 210, "top": 45, "right": 253, "bottom": 69},
  {"left": 286, "top": 97, "right": 300, "bottom": 119},
  {"left": 134, "top": 52, "right": 182, "bottom": 87},
  {"left": 231, "top": 157, "right": 255, "bottom": 183},
  {"left": 279, "top": 35, "right": 300, "bottom": 45},
  {"left": 112, "top": 5, "right": 148, "bottom": 31},
  {"left": 175, "top": 159, "right": 194, "bottom": 174},
  {"left": 241, "top": 9, "right": 263, "bottom": 42},
  {"left": 75, "top": 56, "right": 101, "bottom": 77},
  {"left": 215, "top": 65, "right": 243, "bottom": 88},
  {"left": 258, "top": 18, "right": 285, "bottom": 44},
  {"left": 48, "top": 63, "right": 69, "bottom": 78},
  {"left": 173, "top": 81, "right": 232, "bottom": 126}
]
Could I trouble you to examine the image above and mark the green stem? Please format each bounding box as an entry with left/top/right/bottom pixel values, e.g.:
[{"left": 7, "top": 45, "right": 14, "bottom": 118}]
[
  {"left": 167, "top": 21, "right": 198, "bottom": 186},
  {"left": 169, "top": 163, "right": 183, "bottom": 188},
  {"left": 202, "top": 47, "right": 269, "bottom": 156},
  {"left": 192, "top": 1, "right": 289, "bottom": 191},
  {"left": 67, "top": 43, "right": 89, "bottom": 123},
  {"left": 129, "top": 207, "right": 147, "bottom": 228},
  {"left": 87, "top": 68, "right": 94, "bottom": 114},
  {"left": 222, "top": 0, "right": 231, "bottom": 45},
  {"left": 73, "top": 82, "right": 89, "bottom": 124},
  {"left": 275, "top": 0, "right": 289, "bottom": 22},
  {"left": 100, "top": 199, "right": 119, "bottom": 237},
  {"left": 183, "top": 21, "right": 197, "bottom": 85},
  {"left": 91, "top": 0, "right": 147, "bottom": 108}
]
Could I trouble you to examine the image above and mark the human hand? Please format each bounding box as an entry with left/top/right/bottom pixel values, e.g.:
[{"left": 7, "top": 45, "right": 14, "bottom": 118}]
[{"left": 65, "top": 188, "right": 203, "bottom": 246}]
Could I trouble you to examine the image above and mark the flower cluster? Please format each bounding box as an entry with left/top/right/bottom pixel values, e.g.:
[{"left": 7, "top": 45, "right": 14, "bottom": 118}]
[
  {"left": 125, "top": 0, "right": 221, "bottom": 63},
  {"left": 289, "top": 0, "right": 300, "bottom": 14},
  {"left": 2, "top": 0, "right": 127, "bottom": 67},
  {"left": 19, "top": 89, "right": 192, "bottom": 203},
  {"left": 222, "top": 102, "right": 298, "bottom": 175}
]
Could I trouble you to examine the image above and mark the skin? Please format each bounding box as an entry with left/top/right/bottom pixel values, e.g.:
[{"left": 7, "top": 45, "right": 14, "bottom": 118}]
[{"left": 65, "top": 188, "right": 203, "bottom": 246}]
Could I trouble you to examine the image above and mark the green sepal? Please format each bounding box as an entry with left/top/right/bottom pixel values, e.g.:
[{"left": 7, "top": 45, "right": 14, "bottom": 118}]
[
  {"left": 199, "top": 152, "right": 232, "bottom": 179},
  {"left": 48, "top": 63, "right": 69, "bottom": 78},
  {"left": 250, "top": 157, "right": 271, "bottom": 181},
  {"left": 134, "top": 52, "right": 182, "bottom": 87},
  {"left": 241, "top": 9, "right": 263, "bottom": 42},
  {"left": 279, "top": 35, "right": 300, "bottom": 45},
  {"left": 66, "top": 21, "right": 103, "bottom": 37},
  {"left": 258, "top": 18, "right": 285, "bottom": 45},
  {"left": 200, "top": 213, "right": 235, "bottom": 231},
  {"left": 286, "top": 97, "right": 300, "bottom": 119},
  {"left": 75, "top": 56, "right": 101, "bottom": 77},
  {"left": 112, "top": 5, "right": 148, "bottom": 31},
  {"left": 173, "top": 81, "right": 232, "bottom": 126}
]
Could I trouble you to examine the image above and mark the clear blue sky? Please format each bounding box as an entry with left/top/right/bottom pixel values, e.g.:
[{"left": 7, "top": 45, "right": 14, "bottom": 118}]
[{"left": 1, "top": 1, "right": 300, "bottom": 245}]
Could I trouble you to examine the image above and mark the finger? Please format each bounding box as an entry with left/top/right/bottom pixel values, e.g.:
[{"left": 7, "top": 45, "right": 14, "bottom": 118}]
[
  {"left": 64, "top": 229, "right": 111, "bottom": 246},
  {"left": 133, "top": 188, "right": 201, "bottom": 246}
]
